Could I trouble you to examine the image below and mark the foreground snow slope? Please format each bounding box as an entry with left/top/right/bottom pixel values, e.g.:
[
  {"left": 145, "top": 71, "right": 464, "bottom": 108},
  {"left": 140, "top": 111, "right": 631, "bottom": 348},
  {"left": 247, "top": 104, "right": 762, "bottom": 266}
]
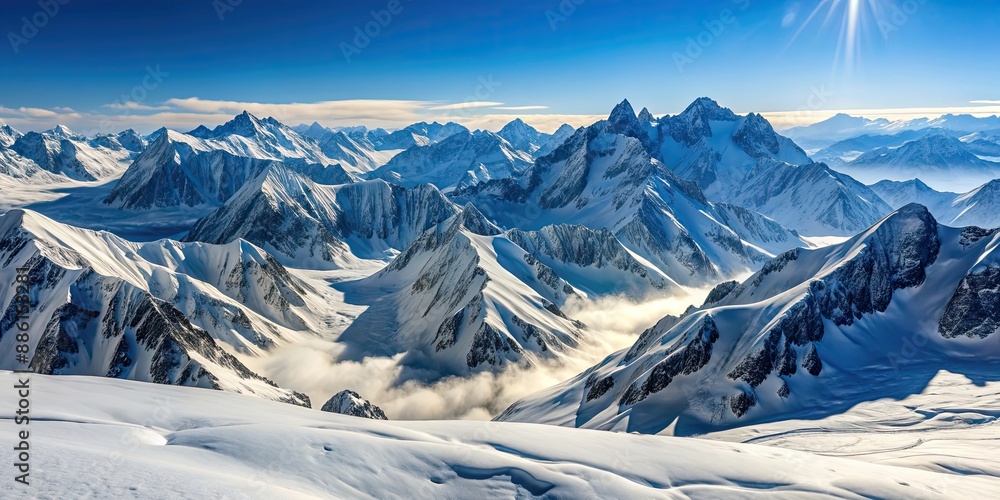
[{"left": 2, "top": 372, "right": 995, "bottom": 499}]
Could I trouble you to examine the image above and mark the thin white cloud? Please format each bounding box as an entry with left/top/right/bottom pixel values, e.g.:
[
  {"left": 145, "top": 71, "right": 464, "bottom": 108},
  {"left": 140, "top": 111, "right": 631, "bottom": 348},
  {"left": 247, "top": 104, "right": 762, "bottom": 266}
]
[
  {"left": 492, "top": 105, "right": 550, "bottom": 111},
  {"left": 103, "top": 102, "right": 172, "bottom": 111},
  {"left": 970, "top": 100, "right": 1000, "bottom": 105},
  {"left": 425, "top": 101, "right": 504, "bottom": 111}
]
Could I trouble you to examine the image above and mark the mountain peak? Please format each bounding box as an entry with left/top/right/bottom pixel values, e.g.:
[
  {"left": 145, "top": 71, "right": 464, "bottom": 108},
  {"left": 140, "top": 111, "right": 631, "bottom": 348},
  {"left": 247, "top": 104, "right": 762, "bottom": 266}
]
[
  {"left": 457, "top": 203, "right": 504, "bottom": 236},
  {"left": 48, "top": 124, "right": 76, "bottom": 137},
  {"left": 638, "top": 107, "right": 655, "bottom": 123},
  {"left": 608, "top": 99, "right": 643, "bottom": 137},
  {"left": 609, "top": 99, "right": 636, "bottom": 121},
  {"left": 679, "top": 97, "right": 736, "bottom": 121}
]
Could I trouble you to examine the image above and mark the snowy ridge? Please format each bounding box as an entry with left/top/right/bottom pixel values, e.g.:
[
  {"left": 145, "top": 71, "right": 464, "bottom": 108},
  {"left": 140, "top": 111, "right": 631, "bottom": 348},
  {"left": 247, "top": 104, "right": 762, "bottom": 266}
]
[
  {"left": 534, "top": 123, "right": 576, "bottom": 158},
  {"left": 497, "top": 118, "right": 551, "bottom": 156},
  {"left": 0, "top": 209, "right": 312, "bottom": 406},
  {"left": 1, "top": 126, "right": 139, "bottom": 182},
  {"left": 840, "top": 134, "right": 1000, "bottom": 190},
  {"left": 0, "top": 124, "right": 23, "bottom": 147},
  {"left": 185, "top": 164, "right": 458, "bottom": 267},
  {"left": 873, "top": 178, "right": 1000, "bottom": 229},
  {"left": 315, "top": 129, "right": 399, "bottom": 173},
  {"left": 732, "top": 160, "right": 893, "bottom": 236},
  {"left": 498, "top": 205, "right": 1000, "bottom": 435},
  {"left": 454, "top": 120, "right": 806, "bottom": 287},
  {"left": 105, "top": 121, "right": 356, "bottom": 210},
  {"left": 367, "top": 130, "right": 533, "bottom": 192},
  {"left": 649, "top": 98, "right": 811, "bottom": 199},
  {"left": 506, "top": 224, "right": 678, "bottom": 298},
  {"left": 337, "top": 205, "right": 587, "bottom": 378}
]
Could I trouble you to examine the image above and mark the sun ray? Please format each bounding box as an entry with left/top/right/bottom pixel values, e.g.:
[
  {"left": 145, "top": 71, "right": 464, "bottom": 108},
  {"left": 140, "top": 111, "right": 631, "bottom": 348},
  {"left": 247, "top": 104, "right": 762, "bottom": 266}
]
[{"left": 788, "top": 0, "right": 892, "bottom": 77}]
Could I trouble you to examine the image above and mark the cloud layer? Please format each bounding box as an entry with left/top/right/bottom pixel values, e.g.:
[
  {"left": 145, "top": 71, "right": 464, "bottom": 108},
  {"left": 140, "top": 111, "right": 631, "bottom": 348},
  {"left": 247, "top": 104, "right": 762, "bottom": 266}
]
[
  {"left": 4, "top": 97, "right": 1000, "bottom": 136},
  {"left": 0, "top": 97, "right": 600, "bottom": 135}
]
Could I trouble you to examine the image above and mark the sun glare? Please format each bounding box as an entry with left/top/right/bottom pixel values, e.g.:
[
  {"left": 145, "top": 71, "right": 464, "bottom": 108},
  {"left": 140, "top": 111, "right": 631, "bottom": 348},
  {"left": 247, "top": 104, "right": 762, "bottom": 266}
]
[{"left": 790, "top": 0, "right": 893, "bottom": 76}]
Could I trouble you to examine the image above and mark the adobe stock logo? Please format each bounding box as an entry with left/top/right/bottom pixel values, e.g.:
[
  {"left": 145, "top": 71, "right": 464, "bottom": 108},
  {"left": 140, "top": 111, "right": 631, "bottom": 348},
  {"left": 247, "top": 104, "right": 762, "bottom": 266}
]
[
  {"left": 7, "top": 0, "right": 71, "bottom": 54},
  {"left": 340, "top": 0, "right": 413, "bottom": 63}
]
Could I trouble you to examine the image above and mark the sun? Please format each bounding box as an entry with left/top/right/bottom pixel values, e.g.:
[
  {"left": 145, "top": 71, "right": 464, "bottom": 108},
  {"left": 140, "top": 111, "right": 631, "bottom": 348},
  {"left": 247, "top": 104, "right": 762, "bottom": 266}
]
[{"left": 789, "top": 0, "right": 893, "bottom": 76}]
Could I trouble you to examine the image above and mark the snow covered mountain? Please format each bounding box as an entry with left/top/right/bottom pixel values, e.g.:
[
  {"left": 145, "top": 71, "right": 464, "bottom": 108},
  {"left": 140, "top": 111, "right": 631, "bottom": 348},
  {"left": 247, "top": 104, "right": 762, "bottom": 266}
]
[
  {"left": 498, "top": 205, "right": 1000, "bottom": 435},
  {"left": 314, "top": 129, "right": 398, "bottom": 173},
  {"left": 321, "top": 390, "right": 388, "bottom": 419},
  {"left": 497, "top": 118, "right": 551, "bottom": 156},
  {"left": 14, "top": 372, "right": 996, "bottom": 499},
  {"left": 839, "top": 134, "right": 1000, "bottom": 190},
  {"left": 454, "top": 119, "right": 806, "bottom": 287},
  {"left": 347, "top": 121, "right": 469, "bottom": 151},
  {"left": 961, "top": 130, "right": 1000, "bottom": 159},
  {"left": 0, "top": 124, "right": 23, "bottom": 147},
  {"left": 336, "top": 205, "right": 587, "bottom": 378},
  {"left": 506, "top": 224, "right": 677, "bottom": 298},
  {"left": 812, "top": 128, "right": 959, "bottom": 164},
  {"left": 533, "top": 123, "right": 576, "bottom": 158},
  {"left": 367, "top": 130, "right": 533, "bottom": 192},
  {"left": 184, "top": 111, "right": 330, "bottom": 162},
  {"left": 624, "top": 98, "right": 811, "bottom": 199},
  {"left": 872, "top": 178, "right": 1000, "bottom": 229},
  {"left": 784, "top": 112, "right": 1000, "bottom": 149},
  {"left": 782, "top": 113, "right": 896, "bottom": 149},
  {"left": 730, "top": 160, "right": 893, "bottom": 236},
  {"left": 0, "top": 209, "right": 312, "bottom": 406},
  {"left": 2, "top": 126, "right": 139, "bottom": 182},
  {"left": 870, "top": 179, "right": 959, "bottom": 216},
  {"left": 184, "top": 164, "right": 458, "bottom": 266},
  {"left": 104, "top": 129, "right": 354, "bottom": 210},
  {"left": 596, "top": 97, "right": 881, "bottom": 236}
]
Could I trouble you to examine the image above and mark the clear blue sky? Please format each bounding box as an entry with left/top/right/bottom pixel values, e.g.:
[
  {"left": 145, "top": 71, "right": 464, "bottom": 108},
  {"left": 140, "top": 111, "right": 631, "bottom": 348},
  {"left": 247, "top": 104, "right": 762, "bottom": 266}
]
[{"left": 1, "top": 0, "right": 997, "bottom": 133}]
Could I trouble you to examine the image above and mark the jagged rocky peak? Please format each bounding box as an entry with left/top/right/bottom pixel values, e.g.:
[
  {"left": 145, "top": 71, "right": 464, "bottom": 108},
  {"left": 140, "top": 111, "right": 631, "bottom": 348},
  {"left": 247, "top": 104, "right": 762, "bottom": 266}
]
[
  {"left": 661, "top": 97, "right": 739, "bottom": 147},
  {"left": 608, "top": 99, "right": 642, "bottom": 136},
  {"left": 321, "top": 390, "right": 388, "bottom": 420},
  {"left": 638, "top": 107, "right": 655, "bottom": 124},
  {"left": 115, "top": 128, "right": 146, "bottom": 152},
  {"left": 457, "top": 203, "right": 504, "bottom": 236},
  {"left": 681, "top": 97, "right": 738, "bottom": 121}
]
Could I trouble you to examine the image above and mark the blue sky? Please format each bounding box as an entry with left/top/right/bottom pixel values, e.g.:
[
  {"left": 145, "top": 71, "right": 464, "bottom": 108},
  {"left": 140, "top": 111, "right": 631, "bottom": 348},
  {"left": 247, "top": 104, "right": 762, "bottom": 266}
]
[{"left": 1, "top": 0, "right": 998, "bottom": 133}]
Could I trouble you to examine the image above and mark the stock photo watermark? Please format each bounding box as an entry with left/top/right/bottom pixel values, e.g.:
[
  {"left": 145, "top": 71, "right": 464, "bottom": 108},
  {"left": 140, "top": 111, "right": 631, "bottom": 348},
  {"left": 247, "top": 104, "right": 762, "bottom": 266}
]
[
  {"left": 7, "top": 0, "right": 71, "bottom": 54},
  {"left": 340, "top": 0, "right": 412, "bottom": 63},
  {"left": 545, "top": 0, "right": 586, "bottom": 31},
  {"left": 11, "top": 267, "right": 34, "bottom": 487},
  {"left": 97, "top": 65, "right": 169, "bottom": 135}
]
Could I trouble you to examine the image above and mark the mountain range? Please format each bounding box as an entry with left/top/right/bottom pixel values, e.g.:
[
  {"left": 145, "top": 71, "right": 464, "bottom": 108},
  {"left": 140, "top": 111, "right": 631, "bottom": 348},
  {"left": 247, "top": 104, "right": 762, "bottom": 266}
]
[
  {"left": 4, "top": 98, "right": 1000, "bottom": 425},
  {"left": 498, "top": 205, "right": 1000, "bottom": 435}
]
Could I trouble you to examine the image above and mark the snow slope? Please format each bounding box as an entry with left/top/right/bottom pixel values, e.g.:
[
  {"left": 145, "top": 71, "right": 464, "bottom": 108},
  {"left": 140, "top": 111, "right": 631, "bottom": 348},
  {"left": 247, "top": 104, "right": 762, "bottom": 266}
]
[
  {"left": 731, "top": 160, "right": 893, "bottom": 236},
  {"left": 872, "top": 178, "right": 1000, "bottom": 229},
  {"left": 454, "top": 120, "right": 807, "bottom": 287},
  {"left": 367, "top": 130, "right": 533, "bottom": 192},
  {"left": 105, "top": 125, "right": 354, "bottom": 210},
  {"left": 0, "top": 126, "right": 139, "bottom": 183},
  {"left": 2, "top": 372, "right": 996, "bottom": 499},
  {"left": 497, "top": 118, "right": 551, "bottom": 156},
  {"left": 644, "top": 98, "right": 811, "bottom": 199},
  {"left": 0, "top": 210, "right": 312, "bottom": 405},
  {"left": 336, "top": 206, "right": 587, "bottom": 378},
  {"left": 184, "top": 164, "right": 458, "bottom": 266},
  {"left": 498, "top": 205, "right": 1000, "bottom": 436}
]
